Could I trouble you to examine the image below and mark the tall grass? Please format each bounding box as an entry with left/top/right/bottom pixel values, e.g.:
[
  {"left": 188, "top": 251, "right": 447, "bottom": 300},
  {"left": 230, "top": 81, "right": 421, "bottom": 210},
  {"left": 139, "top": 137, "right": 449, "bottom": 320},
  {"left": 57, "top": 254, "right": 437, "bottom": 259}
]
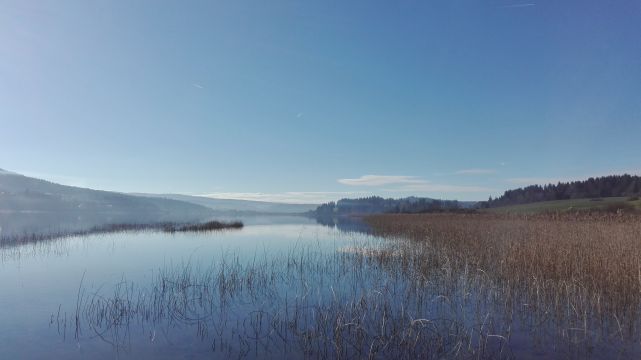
[
  {"left": 0, "top": 220, "right": 243, "bottom": 247},
  {"left": 58, "top": 213, "right": 641, "bottom": 358},
  {"left": 365, "top": 213, "right": 641, "bottom": 346}
]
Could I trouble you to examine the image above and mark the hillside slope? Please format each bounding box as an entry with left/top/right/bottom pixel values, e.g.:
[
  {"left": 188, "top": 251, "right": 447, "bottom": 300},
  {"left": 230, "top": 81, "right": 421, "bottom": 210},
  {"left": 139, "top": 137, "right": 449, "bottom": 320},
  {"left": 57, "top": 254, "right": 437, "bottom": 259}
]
[
  {"left": 484, "top": 197, "right": 641, "bottom": 214},
  {"left": 134, "top": 193, "right": 317, "bottom": 214},
  {"left": 0, "top": 169, "right": 214, "bottom": 222}
]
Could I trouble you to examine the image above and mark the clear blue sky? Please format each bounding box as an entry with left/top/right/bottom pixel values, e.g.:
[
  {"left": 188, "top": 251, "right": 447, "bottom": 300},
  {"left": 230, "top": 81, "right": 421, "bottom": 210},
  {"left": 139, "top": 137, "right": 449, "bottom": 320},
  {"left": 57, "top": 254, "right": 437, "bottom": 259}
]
[{"left": 1, "top": 0, "right": 640, "bottom": 203}]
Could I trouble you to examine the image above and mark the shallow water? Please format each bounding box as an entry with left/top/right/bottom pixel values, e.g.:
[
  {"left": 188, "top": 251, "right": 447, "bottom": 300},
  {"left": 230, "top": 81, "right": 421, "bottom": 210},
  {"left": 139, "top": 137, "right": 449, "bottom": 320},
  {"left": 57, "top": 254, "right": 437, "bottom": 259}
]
[
  {"left": 1, "top": 215, "right": 639, "bottom": 359},
  {"left": 0, "top": 216, "right": 379, "bottom": 359}
]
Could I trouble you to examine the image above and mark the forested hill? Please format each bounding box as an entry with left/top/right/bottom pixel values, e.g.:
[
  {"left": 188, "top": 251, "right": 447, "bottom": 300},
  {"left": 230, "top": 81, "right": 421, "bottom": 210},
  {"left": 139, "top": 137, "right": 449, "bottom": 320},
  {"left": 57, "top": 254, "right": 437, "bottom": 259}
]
[
  {"left": 313, "top": 196, "right": 470, "bottom": 216},
  {"left": 483, "top": 174, "right": 641, "bottom": 208}
]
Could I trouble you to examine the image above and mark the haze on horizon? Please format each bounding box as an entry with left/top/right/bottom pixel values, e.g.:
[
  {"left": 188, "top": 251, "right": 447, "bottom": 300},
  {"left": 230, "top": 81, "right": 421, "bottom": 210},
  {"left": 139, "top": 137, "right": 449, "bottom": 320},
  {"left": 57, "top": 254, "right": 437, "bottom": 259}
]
[{"left": 1, "top": 0, "right": 640, "bottom": 203}]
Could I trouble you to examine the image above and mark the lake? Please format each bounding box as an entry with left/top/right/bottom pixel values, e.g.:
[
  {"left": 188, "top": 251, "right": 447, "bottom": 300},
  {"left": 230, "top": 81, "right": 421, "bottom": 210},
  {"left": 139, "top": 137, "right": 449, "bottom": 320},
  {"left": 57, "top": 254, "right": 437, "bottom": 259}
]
[
  {"left": 1, "top": 215, "right": 638, "bottom": 359},
  {"left": 0, "top": 216, "right": 386, "bottom": 359}
]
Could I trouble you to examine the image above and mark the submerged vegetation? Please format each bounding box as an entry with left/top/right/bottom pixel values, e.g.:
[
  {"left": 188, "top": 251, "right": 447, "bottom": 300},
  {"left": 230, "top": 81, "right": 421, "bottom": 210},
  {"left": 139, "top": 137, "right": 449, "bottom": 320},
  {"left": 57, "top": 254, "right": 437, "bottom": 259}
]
[
  {"left": 58, "top": 242, "right": 520, "bottom": 359},
  {"left": 56, "top": 212, "right": 641, "bottom": 358}
]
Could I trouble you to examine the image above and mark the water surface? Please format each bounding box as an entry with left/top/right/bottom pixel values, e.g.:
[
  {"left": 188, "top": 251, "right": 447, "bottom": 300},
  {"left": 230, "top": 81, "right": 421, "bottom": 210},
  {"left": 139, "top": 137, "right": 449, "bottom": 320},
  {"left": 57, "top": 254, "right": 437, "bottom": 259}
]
[
  {"left": 0, "top": 216, "right": 377, "bottom": 359},
  {"left": 1, "top": 215, "right": 638, "bottom": 359}
]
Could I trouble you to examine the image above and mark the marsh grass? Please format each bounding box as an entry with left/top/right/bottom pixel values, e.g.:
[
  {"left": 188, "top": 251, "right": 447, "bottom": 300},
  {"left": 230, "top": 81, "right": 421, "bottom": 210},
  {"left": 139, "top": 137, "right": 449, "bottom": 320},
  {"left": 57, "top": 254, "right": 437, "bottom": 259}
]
[
  {"left": 53, "top": 213, "right": 641, "bottom": 358},
  {"left": 171, "top": 220, "right": 244, "bottom": 232},
  {"left": 63, "top": 245, "right": 519, "bottom": 359},
  {"left": 0, "top": 220, "right": 243, "bottom": 247},
  {"left": 365, "top": 213, "right": 641, "bottom": 351}
]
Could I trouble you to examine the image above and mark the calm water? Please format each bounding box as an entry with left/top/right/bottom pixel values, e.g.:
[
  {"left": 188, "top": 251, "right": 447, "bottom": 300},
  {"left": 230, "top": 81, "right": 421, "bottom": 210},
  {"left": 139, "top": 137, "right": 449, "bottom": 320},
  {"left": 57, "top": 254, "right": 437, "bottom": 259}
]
[
  {"left": 1, "top": 215, "right": 638, "bottom": 359},
  {"left": 0, "top": 216, "right": 380, "bottom": 359}
]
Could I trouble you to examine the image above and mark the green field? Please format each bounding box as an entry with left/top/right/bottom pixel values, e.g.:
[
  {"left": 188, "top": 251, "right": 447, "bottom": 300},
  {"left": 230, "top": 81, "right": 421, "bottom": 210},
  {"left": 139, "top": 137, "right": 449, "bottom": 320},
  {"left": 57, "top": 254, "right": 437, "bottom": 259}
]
[{"left": 485, "top": 196, "right": 641, "bottom": 214}]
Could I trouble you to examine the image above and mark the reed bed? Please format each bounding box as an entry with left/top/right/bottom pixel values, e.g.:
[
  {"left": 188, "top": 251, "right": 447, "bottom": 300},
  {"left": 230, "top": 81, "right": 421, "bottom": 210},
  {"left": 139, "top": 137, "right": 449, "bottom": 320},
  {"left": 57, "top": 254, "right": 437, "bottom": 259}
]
[
  {"left": 61, "top": 245, "right": 519, "bottom": 359},
  {"left": 56, "top": 212, "right": 641, "bottom": 359},
  {"left": 0, "top": 220, "right": 243, "bottom": 247},
  {"left": 171, "top": 220, "right": 244, "bottom": 232},
  {"left": 365, "top": 213, "right": 641, "bottom": 351}
]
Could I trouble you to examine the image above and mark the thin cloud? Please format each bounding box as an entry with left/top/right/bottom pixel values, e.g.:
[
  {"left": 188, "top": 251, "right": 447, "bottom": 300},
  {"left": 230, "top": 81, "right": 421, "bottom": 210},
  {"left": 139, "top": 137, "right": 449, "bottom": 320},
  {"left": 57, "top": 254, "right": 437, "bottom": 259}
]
[
  {"left": 192, "top": 83, "right": 204, "bottom": 89},
  {"left": 201, "top": 191, "right": 363, "bottom": 204},
  {"left": 506, "top": 177, "right": 568, "bottom": 186},
  {"left": 296, "top": 113, "right": 304, "bottom": 118},
  {"left": 339, "top": 174, "right": 494, "bottom": 194},
  {"left": 455, "top": 169, "right": 496, "bottom": 175},
  {"left": 394, "top": 183, "right": 496, "bottom": 193},
  {"left": 338, "top": 175, "right": 424, "bottom": 186}
]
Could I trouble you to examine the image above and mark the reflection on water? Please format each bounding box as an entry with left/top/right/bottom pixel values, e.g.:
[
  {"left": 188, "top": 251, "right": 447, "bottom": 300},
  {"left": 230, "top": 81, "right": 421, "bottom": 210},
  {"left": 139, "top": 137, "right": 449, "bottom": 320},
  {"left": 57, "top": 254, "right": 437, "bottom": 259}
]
[
  {"left": 0, "top": 210, "right": 217, "bottom": 240},
  {"left": 0, "top": 214, "right": 638, "bottom": 359},
  {"left": 0, "top": 211, "right": 115, "bottom": 238},
  {"left": 0, "top": 211, "right": 371, "bottom": 245},
  {"left": 313, "top": 215, "right": 372, "bottom": 234},
  {"left": 0, "top": 214, "right": 379, "bottom": 359}
]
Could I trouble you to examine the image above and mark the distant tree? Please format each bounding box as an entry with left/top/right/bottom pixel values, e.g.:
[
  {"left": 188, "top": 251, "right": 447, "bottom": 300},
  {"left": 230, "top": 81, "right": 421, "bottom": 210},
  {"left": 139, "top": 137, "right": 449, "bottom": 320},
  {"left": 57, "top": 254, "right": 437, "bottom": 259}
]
[
  {"left": 482, "top": 174, "right": 641, "bottom": 208},
  {"left": 312, "top": 196, "right": 464, "bottom": 215}
]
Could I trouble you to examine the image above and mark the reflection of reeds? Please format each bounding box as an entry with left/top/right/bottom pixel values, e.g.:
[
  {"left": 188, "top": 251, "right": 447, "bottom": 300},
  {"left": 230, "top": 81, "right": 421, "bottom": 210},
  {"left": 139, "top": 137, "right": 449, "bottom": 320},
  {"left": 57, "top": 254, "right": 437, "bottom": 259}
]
[
  {"left": 169, "top": 220, "right": 243, "bottom": 232},
  {"left": 61, "top": 244, "right": 519, "bottom": 358},
  {"left": 0, "top": 220, "right": 243, "bottom": 246},
  {"left": 59, "top": 211, "right": 641, "bottom": 358}
]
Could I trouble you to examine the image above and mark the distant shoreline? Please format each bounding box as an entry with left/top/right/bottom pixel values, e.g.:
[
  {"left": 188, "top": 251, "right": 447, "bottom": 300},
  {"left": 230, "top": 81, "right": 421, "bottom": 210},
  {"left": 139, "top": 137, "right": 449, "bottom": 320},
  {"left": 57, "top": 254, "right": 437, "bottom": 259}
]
[{"left": 0, "top": 220, "right": 244, "bottom": 246}]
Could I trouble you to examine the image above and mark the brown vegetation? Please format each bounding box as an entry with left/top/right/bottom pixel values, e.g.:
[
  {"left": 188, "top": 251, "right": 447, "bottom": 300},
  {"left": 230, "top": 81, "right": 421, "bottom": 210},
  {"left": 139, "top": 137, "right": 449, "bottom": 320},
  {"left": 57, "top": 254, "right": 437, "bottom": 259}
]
[
  {"left": 170, "top": 220, "right": 243, "bottom": 232},
  {"left": 58, "top": 213, "right": 641, "bottom": 358},
  {"left": 0, "top": 220, "right": 243, "bottom": 246},
  {"left": 365, "top": 213, "right": 641, "bottom": 343}
]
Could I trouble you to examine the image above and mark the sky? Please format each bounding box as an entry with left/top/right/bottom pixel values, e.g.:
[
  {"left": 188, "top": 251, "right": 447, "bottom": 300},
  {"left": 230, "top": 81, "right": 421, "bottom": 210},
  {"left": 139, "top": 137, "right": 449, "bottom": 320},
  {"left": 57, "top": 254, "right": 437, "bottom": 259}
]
[{"left": 1, "top": 0, "right": 640, "bottom": 203}]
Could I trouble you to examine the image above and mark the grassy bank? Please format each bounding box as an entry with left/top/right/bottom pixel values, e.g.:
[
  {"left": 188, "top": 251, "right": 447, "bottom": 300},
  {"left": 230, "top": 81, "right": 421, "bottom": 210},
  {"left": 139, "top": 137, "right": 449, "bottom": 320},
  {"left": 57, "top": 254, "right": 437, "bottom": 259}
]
[{"left": 483, "top": 196, "right": 641, "bottom": 214}]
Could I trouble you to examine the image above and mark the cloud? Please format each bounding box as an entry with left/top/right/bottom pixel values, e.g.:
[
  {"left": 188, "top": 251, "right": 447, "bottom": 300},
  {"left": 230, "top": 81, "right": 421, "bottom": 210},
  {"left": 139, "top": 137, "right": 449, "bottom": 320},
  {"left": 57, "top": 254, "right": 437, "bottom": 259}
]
[
  {"left": 296, "top": 113, "right": 304, "bottom": 118},
  {"left": 338, "top": 175, "right": 424, "bottom": 186},
  {"left": 338, "top": 174, "right": 494, "bottom": 194},
  {"left": 201, "top": 174, "right": 499, "bottom": 204},
  {"left": 455, "top": 169, "right": 496, "bottom": 175},
  {"left": 393, "top": 183, "right": 496, "bottom": 193},
  {"left": 192, "top": 83, "right": 204, "bottom": 89},
  {"left": 505, "top": 177, "right": 565, "bottom": 186},
  {"left": 200, "top": 191, "right": 363, "bottom": 204}
]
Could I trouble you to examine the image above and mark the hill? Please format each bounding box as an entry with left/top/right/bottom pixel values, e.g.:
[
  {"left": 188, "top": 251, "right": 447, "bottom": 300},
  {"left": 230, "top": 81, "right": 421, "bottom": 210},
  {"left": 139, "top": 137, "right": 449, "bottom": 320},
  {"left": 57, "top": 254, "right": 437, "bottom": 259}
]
[
  {"left": 482, "top": 174, "right": 641, "bottom": 208},
  {"left": 0, "top": 169, "right": 214, "bottom": 223},
  {"left": 133, "top": 193, "right": 317, "bottom": 214},
  {"left": 484, "top": 196, "right": 641, "bottom": 214}
]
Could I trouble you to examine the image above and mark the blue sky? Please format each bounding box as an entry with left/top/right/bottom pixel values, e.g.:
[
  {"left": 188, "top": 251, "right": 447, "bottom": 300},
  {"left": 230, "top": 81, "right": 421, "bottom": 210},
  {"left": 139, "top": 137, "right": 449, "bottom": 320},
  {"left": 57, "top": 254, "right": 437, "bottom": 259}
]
[{"left": 1, "top": 0, "right": 640, "bottom": 203}]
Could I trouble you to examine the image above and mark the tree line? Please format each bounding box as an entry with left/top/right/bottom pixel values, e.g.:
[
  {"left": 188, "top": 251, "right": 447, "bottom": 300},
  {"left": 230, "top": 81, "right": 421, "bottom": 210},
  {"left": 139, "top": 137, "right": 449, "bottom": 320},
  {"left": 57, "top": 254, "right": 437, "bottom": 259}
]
[
  {"left": 482, "top": 174, "right": 641, "bottom": 208},
  {"left": 313, "top": 196, "right": 464, "bottom": 216}
]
